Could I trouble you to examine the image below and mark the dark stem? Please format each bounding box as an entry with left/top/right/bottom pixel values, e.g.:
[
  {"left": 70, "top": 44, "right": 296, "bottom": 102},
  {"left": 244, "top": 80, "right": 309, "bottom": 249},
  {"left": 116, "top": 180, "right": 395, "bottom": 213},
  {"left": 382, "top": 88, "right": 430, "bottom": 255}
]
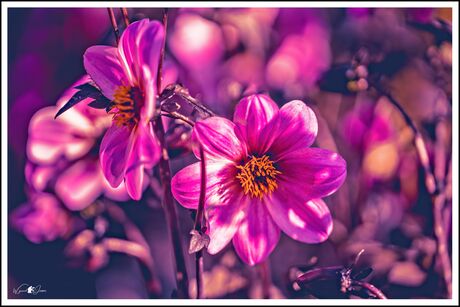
[
  {"left": 104, "top": 201, "right": 161, "bottom": 295},
  {"left": 153, "top": 8, "right": 190, "bottom": 298},
  {"left": 107, "top": 8, "right": 120, "bottom": 45},
  {"left": 156, "top": 9, "right": 169, "bottom": 94},
  {"left": 120, "top": 8, "right": 130, "bottom": 27},
  {"left": 371, "top": 81, "right": 438, "bottom": 194},
  {"left": 371, "top": 80, "right": 452, "bottom": 298},
  {"left": 259, "top": 260, "right": 271, "bottom": 299},
  {"left": 193, "top": 146, "right": 207, "bottom": 299}
]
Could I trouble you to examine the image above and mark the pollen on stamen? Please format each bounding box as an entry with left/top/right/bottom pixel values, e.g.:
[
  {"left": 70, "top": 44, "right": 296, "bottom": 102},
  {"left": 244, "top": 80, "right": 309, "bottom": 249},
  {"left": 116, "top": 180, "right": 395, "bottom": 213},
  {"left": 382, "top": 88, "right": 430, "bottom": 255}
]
[
  {"left": 236, "top": 155, "right": 281, "bottom": 199},
  {"left": 110, "top": 85, "right": 141, "bottom": 127}
]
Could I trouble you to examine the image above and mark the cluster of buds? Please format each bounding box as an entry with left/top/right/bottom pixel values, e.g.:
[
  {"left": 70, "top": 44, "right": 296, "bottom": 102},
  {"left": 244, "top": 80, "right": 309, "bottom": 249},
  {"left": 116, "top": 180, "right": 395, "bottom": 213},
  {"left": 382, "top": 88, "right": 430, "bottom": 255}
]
[{"left": 346, "top": 48, "right": 370, "bottom": 92}]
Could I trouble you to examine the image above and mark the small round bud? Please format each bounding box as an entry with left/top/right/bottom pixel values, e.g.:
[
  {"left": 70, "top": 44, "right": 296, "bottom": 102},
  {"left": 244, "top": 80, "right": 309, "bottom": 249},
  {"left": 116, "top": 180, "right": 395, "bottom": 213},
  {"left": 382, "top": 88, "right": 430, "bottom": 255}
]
[
  {"left": 346, "top": 69, "right": 356, "bottom": 80},
  {"left": 355, "top": 65, "right": 368, "bottom": 78},
  {"left": 356, "top": 78, "right": 369, "bottom": 91}
]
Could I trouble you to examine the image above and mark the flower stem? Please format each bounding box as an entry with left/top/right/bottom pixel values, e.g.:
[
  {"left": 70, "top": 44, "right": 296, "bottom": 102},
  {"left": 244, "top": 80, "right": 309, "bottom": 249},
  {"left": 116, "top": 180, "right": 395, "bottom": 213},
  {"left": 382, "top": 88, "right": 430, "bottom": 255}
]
[
  {"left": 153, "top": 116, "right": 190, "bottom": 298},
  {"left": 153, "top": 8, "right": 189, "bottom": 298},
  {"left": 120, "top": 8, "right": 130, "bottom": 27},
  {"left": 259, "top": 260, "right": 271, "bottom": 299},
  {"left": 157, "top": 9, "right": 168, "bottom": 94},
  {"left": 351, "top": 280, "right": 387, "bottom": 299},
  {"left": 193, "top": 146, "right": 207, "bottom": 299},
  {"left": 371, "top": 81, "right": 452, "bottom": 298},
  {"left": 106, "top": 8, "right": 120, "bottom": 45}
]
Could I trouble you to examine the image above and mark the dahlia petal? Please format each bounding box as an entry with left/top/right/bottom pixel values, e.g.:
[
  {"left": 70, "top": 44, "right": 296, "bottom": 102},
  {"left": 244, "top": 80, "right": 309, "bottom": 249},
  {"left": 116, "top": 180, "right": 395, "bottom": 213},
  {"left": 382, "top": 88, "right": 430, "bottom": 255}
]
[
  {"left": 83, "top": 45, "right": 127, "bottom": 99},
  {"left": 233, "top": 199, "right": 280, "bottom": 265},
  {"left": 206, "top": 190, "right": 249, "bottom": 255},
  {"left": 55, "top": 159, "right": 104, "bottom": 211},
  {"left": 233, "top": 94, "right": 279, "bottom": 154},
  {"left": 270, "top": 100, "right": 318, "bottom": 158},
  {"left": 171, "top": 160, "right": 236, "bottom": 209},
  {"left": 118, "top": 19, "right": 150, "bottom": 83},
  {"left": 277, "top": 147, "right": 347, "bottom": 200},
  {"left": 124, "top": 123, "right": 160, "bottom": 200},
  {"left": 192, "top": 117, "right": 247, "bottom": 162},
  {"left": 100, "top": 124, "right": 134, "bottom": 188},
  {"left": 138, "top": 20, "right": 164, "bottom": 82},
  {"left": 267, "top": 196, "right": 333, "bottom": 243},
  {"left": 27, "top": 107, "right": 94, "bottom": 164}
]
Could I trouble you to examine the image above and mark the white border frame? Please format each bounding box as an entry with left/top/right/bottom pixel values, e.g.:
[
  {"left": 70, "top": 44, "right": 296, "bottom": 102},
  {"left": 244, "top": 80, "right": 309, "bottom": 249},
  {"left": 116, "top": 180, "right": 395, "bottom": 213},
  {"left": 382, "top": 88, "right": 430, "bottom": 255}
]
[{"left": 1, "top": 1, "right": 458, "bottom": 306}]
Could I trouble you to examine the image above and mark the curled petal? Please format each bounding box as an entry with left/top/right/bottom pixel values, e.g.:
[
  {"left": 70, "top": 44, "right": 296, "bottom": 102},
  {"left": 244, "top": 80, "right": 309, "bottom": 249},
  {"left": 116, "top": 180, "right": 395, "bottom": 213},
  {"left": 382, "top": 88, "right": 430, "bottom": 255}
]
[
  {"left": 117, "top": 19, "right": 149, "bottom": 83},
  {"left": 270, "top": 100, "right": 318, "bottom": 158},
  {"left": 192, "top": 117, "right": 247, "bottom": 162},
  {"left": 83, "top": 45, "right": 127, "bottom": 99},
  {"left": 277, "top": 147, "right": 347, "bottom": 200},
  {"left": 233, "top": 94, "right": 279, "bottom": 154},
  {"left": 233, "top": 198, "right": 280, "bottom": 265},
  {"left": 267, "top": 196, "right": 333, "bottom": 243},
  {"left": 100, "top": 124, "right": 134, "bottom": 188}
]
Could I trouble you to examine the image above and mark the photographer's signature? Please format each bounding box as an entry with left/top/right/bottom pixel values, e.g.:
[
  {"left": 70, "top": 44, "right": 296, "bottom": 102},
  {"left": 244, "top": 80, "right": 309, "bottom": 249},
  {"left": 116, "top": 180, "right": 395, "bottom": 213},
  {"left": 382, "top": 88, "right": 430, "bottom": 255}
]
[{"left": 13, "top": 283, "right": 47, "bottom": 295}]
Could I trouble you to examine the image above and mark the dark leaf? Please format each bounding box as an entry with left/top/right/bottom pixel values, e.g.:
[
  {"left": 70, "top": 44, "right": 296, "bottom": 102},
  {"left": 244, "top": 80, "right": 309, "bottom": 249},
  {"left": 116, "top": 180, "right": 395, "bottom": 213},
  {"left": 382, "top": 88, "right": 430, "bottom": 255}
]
[
  {"left": 318, "top": 64, "right": 354, "bottom": 95},
  {"left": 54, "top": 82, "right": 109, "bottom": 119},
  {"left": 88, "top": 97, "right": 112, "bottom": 109},
  {"left": 408, "top": 19, "right": 452, "bottom": 46},
  {"left": 352, "top": 267, "right": 373, "bottom": 280}
]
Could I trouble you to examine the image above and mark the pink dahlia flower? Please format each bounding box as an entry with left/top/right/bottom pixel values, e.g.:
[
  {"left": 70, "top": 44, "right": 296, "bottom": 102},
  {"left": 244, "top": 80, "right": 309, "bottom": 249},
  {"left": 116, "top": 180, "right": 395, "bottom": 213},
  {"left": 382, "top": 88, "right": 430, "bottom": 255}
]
[
  {"left": 83, "top": 19, "right": 164, "bottom": 200},
  {"left": 26, "top": 76, "right": 132, "bottom": 210},
  {"left": 172, "top": 94, "right": 347, "bottom": 265}
]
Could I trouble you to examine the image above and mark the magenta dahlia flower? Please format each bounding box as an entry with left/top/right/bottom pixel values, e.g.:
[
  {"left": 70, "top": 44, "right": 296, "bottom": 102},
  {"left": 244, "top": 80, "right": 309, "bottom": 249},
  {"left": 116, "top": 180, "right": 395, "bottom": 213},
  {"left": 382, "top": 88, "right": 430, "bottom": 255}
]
[
  {"left": 172, "top": 94, "right": 347, "bottom": 265},
  {"left": 83, "top": 19, "right": 164, "bottom": 200},
  {"left": 26, "top": 76, "right": 133, "bottom": 210}
]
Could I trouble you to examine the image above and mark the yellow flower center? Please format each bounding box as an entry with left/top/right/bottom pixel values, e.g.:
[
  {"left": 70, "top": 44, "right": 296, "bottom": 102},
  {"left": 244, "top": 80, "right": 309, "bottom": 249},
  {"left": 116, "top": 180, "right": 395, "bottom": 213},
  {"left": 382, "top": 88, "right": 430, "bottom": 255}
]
[
  {"left": 110, "top": 85, "right": 143, "bottom": 127},
  {"left": 236, "top": 155, "right": 281, "bottom": 199}
]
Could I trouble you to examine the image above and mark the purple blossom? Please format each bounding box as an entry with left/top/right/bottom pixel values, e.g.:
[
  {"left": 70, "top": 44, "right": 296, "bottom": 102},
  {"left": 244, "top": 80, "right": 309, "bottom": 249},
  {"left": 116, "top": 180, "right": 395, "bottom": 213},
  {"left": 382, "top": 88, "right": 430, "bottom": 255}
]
[
  {"left": 172, "top": 94, "right": 346, "bottom": 265},
  {"left": 26, "top": 76, "right": 132, "bottom": 210},
  {"left": 83, "top": 19, "right": 165, "bottom": 200}
]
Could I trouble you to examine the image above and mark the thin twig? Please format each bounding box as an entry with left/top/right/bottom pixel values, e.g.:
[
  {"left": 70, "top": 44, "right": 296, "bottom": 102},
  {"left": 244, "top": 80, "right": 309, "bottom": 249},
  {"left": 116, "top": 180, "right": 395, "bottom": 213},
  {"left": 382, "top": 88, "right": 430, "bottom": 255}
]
[
  {"left": 161, "top": 112, "right": 195, "bottom": 127},
  {"left": 152, "top": 9, "right": 190, "bottom": 298},
  {"left": 107, "top": 8, "right": 120, "bottom": 45},
  {"left": 156, "top": 9, "right": 169, "bottom": 94},
  {"left": 371, "top": 81, "right": 452, "bottom": 298},
  {"left": 120, "top": 8, "right": 130, "bottom": 27},
  {"left": 193, "top": 146, "right": 207, "bottom": 299}
]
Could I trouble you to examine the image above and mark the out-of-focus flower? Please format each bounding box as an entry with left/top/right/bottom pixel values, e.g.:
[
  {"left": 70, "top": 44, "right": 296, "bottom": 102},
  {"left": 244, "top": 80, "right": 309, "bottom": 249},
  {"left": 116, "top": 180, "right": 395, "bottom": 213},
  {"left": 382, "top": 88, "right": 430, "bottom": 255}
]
[
  {"left": 26, "top": 76, "right": 132, "bottom": 210},
  {"left": 266, "top": 22, "right": 331, "bottom": 96},
  {"left": 172, "top": 94, "right": 346, "bottom": 265},
  {"left": 170, "top": 13, "right": 224, "bottom": 71},
  {"left": 10, "top": 193, "right": 73, "bottom": 243},
  {"left": 341, "top": 102, "right": 392, "bottom": 152},
  {"left": 83, "top": 19, "right": 164, "bottom": 200},
  {"left": 169, "top": 13, "right": 225, "bottom": 113}
]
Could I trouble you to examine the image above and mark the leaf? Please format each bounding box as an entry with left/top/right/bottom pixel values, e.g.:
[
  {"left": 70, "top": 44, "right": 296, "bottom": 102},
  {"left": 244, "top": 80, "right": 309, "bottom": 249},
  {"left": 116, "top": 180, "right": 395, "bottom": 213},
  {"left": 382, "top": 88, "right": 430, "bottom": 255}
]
[
  {"left": 54, "top": 82, "right": 110, "bottom": 119},
  {"left": 189, "top": 230, "right": 210, "bottom": 254},
  {"left": 352, "top": 267, "right": 373, "bottom": 280}
]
